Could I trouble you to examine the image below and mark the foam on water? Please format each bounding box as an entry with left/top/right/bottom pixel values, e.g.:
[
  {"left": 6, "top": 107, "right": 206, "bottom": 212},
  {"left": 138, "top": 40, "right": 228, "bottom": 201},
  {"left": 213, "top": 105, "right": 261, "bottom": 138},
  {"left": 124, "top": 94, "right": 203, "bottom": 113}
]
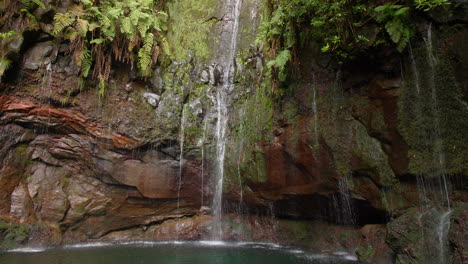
[{"left": 7, "top": 247, "right": 47, "bottom": 253}]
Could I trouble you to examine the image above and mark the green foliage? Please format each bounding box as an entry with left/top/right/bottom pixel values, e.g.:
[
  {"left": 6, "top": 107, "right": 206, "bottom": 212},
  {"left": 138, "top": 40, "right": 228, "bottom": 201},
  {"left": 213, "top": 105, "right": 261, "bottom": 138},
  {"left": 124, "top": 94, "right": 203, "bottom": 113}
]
[
  {"left": 0, "top": 31, "right": 15, "bottom": 38},
  {"left": 398, "top": 43, "right": 468, "bottom": 176},
  {"left": 266, "top": 49, "right": 290, "bottom": 81},
  {"left": 0, "top": 218, "right": 29, "bottom": 250},
  {"left": 356, "top": 245, "right": 374, "bottom": 261},
  {"left": 415, "top": 0, "right": 449, "bottom": 11},
  {"left": 21, "top": 0, "right": 45, "bottom": 10},
  {"left": 258, "top": 0, "right": 451, "bottom": 85},
  {"left": 52, "top": 0, "right": 168, "bottom": 96},
  {"left": 374, "top": 5, "right": 412, "bottom": 52}
]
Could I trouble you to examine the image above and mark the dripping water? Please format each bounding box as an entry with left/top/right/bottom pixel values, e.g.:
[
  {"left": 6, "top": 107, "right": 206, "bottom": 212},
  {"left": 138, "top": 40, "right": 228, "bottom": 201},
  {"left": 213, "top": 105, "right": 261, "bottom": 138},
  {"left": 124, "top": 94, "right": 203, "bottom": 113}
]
[
  {"left": 312, "top": 73, "right": 319, "bottom": 149},
  {"left": 408, "top": 24, "right": 452, "bottom": 264},
  {"left": 236, "top": 108, "right": 245, "bottom": 212},
  {"left": 336, "top": 174, "right": 356, "bottom": 225},
  {"left": 177, "top": 105, "right": 187, "bottom": 210},
  {"left": 424, "top": 24, "right": 450, "bottom": 208},
  {"left": 42, "top": 63, "right": 53, "bottom": 133},
  {"left": 211, "top": 0, "right": 243, "bottom": 240},
  {"left": 200, "top": 119, "right": 208, "bottom": 209}
]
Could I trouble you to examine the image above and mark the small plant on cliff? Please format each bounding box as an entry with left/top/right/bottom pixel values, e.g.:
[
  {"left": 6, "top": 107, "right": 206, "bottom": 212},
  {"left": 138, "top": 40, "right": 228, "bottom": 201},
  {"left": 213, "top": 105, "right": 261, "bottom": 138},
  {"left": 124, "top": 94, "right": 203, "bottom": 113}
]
[
  {"left": 257, "top": 0, "right": 450, "bottom": 89},
  {"left": 0, "top": 218, "right": 29, "bottom": 250},
  {"left": 415, "top": 0, "right": 449, "bottom": 11},
  {"left": 52, "top": 0, "right": 168, "bottom": 98},
  {"left": 374, "top": 4, "right": 412, "bottom": 52}
]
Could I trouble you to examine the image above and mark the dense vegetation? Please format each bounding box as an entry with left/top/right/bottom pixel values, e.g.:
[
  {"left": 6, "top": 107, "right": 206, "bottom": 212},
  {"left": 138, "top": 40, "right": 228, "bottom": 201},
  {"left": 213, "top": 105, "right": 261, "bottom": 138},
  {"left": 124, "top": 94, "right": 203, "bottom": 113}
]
[{"left": 258, "top": 0, "right": 450, "bottom": 84}]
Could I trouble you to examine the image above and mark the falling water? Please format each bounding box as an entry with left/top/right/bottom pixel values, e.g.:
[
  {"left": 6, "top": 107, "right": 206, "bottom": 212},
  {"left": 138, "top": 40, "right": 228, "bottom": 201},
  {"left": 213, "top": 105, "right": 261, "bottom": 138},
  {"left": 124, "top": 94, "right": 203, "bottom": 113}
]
[
  {"left": 408, "top": 24, "right": 452, "bottom": 264},
  {"left": 424, "top": 24, "right": 450, "bottom": 208},
  {"left": 236, "top": 109, "right": 245, "bottom": 212},
  {"left": 200, "top": 119, "right": 208, "bottom": 208},
  {"left": 408, "top": 44, "right": 421, "bottom": 95},
  {"left": 312, "top": 73, "right": 319, "bottom": 149},
  {"left": 42, "top": 63, "right": 53, "bottom": 133},
  {"left": 424, "top": 25, "right": 451, "bottom": 264},
  {"left": 337, "top": 174, "right": 356, "bottom": 225},
  {"left": 211, "top": 0, "right": 243, "bottom": 240},
  {"left": 177, "top": 105, "right": 187, "bottom": 210}
]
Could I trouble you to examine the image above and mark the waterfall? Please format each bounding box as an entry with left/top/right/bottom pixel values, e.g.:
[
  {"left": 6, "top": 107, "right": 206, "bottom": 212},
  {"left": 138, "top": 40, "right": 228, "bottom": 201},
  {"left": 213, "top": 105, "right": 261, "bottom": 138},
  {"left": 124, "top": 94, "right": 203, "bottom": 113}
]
[
  {"left": 200, "top": 119, "right": 208, "bottom": 209},
  {"left": 177, "top": 105, "right": 187, "bottom": 210},
  {"left": 211, "top": 0, "right": 243, "bottom": 240},
  {"left": 408, "top": 24, "right": 452, "bottom": 264},
  {"left": 312, "top": 73, "right": 319, "bottom": 149},
  {"left": 424, "top": 24, "right": 450, "bottom": 208},
  {"left": 334, "top": 174, "right": 356, "bottom": 225},
  {"left": 236, "top": 108, "right": 245, "bottom": 212}
]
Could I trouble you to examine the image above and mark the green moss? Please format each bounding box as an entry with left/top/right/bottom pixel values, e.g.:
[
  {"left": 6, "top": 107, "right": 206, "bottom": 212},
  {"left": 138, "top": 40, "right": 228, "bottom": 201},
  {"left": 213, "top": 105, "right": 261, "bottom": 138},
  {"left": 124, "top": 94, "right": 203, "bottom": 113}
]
[
  {"left": 165, "top": 0, "right": 217, "bottom": 62},
  {"left": 352, "top": 120, "right": 396, "bottom": 186},
  {"left": 356, "top": 245, "right": 374, "bottom": 261},
  {"left": 398, "top": 42, "right": 468, "bottom": 176},
  {"left": 222, "top": 80, "right": 274, "bottom": 192}
]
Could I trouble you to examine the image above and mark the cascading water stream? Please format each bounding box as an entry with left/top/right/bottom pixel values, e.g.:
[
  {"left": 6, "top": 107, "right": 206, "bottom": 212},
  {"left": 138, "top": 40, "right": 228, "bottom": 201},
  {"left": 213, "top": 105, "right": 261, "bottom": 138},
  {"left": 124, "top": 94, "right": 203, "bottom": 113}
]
[
  {"left": 42, "top": 63, "right": 53, "bottom": 134},
  {"left": 425, "top": 25, "right": 451, "bottom": 263},
  {"left": 408, "top": 24, "right": 452, "bottom": 264},
  {"left": 236, "top": 108, "right": 245, "bottom": 212},
  {"left": 424, "top": 24, "right": 450, "bottom": 209},
  {"left": 211, "top": 0, "right": 243, "bottom": 240},
  {"left": 312, "top": 73, "right": 319, "bottom": 149},
  {"left": 200, "top": 119, "right": 208, "bottom": 208},
  {"left": 177, "top": 105, "right": 187, "bottom": 210}
]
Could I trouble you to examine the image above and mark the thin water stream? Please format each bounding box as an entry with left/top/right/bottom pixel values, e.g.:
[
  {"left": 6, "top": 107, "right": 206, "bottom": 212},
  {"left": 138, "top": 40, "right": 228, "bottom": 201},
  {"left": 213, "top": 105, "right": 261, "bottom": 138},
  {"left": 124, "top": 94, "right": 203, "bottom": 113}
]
[
  {"left": 211, "top": 0, "right": 243, "bottom": 240},
  {"left": 177, "top": 105, "right": 187, "bottom": 210},
  {"left": 408, "top": 24, "right": 452, "bottom": 264}
]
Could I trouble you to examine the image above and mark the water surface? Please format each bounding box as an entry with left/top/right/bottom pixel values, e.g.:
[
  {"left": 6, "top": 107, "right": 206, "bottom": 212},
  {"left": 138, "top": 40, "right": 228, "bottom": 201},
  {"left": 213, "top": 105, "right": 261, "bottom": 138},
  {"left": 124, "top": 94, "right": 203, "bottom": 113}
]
[{"left": 0, "top": 241, "right": 358, "bottom": 264}]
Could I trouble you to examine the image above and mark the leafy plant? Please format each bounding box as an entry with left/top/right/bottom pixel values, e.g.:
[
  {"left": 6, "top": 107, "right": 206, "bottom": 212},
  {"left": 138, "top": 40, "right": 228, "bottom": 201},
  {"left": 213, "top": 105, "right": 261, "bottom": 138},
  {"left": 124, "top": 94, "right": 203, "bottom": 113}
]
[
  {"left": 0, "top": 218, "right": 29, "bottom": 250},
  {"left": 21, "top": 0, "right": 45, "bottom": 10},
  {"left": 415, "top": 0, "right": 449, "bottom": 11},
  {"left": 52, "top": 0, "right": 168, "bottom": 97},
  {"left": 374, "top": 4, "right": 412, "bottom": 52},
  {"left": 0, "top": 31, "right": 15, "bottom": 38}
]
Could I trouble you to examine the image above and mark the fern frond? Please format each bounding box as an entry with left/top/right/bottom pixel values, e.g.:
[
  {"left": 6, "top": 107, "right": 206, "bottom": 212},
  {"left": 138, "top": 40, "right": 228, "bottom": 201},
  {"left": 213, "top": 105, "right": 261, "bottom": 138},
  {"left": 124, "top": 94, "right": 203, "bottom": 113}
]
[
  {"left": 21, "top": 0, "right": 45, "bottom": 10},
  {"left": 79, "top": 47, "right": 92, "bottom": 78},
  {"left": 76, "top": 18, "right": 89, "bottom": 37},
  {"left": 97, "top": 74, "right": 106, "bottom": 100},
  {"left": 120, "top": 17, "right": 134, "bottom": 37},
  {"left": 138, "top": 33, "right": 154, "bottom": 76},
  {"left": 52, "top": 12, "right": 76, "bottom": 35}
]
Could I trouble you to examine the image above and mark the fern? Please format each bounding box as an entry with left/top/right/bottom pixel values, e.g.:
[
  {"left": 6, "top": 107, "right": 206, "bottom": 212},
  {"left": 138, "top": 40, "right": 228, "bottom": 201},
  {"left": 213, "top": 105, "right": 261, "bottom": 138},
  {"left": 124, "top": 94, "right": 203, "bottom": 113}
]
[
  {"left": 79, "top": 47, "right": 92, "bottom": 78},
  {"left": 97, "top": 74, "right": 106, "bottom": 100},
  {"left": 21, "top": 0, "right": 45, "bottom": 10},
  {"left": 138, "top": 33, "right": 154, "bottom": 76},
  {"left": 375, "top": 4, "right": 412, "bottom": 52},
  {"left": 415, "top": 0, "right": 449, "bottom": 11},
  {"left": 52, "top": 12, "right": 76, "bottom": 36},
  {"left": 76, "top": 18, "right": 89, "bottom": 37},
  {"left": 51, "top": 0, "right": 167, "bottom": 98}
]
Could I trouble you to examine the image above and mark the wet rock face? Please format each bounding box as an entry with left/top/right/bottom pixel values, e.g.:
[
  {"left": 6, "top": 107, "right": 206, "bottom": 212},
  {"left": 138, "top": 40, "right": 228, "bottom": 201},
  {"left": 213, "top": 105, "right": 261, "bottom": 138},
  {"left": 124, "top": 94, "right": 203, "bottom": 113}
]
[
  {"left": 23, "top": 41, "right": 55, "bottom": 70},
  {"left": 0, "top": 96, "right": 204, "bottom": 242}
]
